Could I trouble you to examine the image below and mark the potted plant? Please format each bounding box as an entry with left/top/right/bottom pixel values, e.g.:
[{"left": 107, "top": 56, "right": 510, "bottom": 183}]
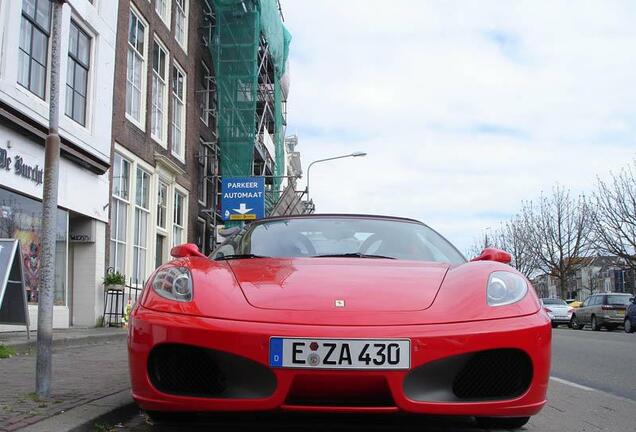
[{"left": 103, "top": 270, "right": 126, "bottom": 291}]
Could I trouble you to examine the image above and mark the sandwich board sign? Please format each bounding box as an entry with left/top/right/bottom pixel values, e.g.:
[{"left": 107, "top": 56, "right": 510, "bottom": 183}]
[
  {"left": 221, "top": 177, "right": 265, "bottom": 221},
  {"left": 0, "top": 239, "right": 30, "bottom": 335}
]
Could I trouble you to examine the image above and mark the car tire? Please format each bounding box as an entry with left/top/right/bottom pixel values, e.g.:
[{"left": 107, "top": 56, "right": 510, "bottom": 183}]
[
  {"left": 626, "top": 319, "right": 634, "bottom": 334},
  {"left": 476, "top": 416, "right": 530, "bottom": 429},
  {"left": 591, "top": 315, "right": 601, "bottom": 331},
  {"left": 570, "top": 315, "right": 583, "bottom": 330}
]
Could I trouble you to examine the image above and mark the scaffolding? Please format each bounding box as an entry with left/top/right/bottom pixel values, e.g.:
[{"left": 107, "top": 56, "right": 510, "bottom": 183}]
[{"left": 211, "top": 0, "right": 291, "bottom": 212}]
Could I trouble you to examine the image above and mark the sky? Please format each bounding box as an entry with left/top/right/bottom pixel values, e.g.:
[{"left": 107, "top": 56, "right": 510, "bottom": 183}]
[{"left": 280, "top": 0, "right": 636, "bottom": 253}]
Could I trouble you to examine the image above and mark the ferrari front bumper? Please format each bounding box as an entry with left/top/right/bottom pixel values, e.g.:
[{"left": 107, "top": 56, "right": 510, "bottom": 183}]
[{"left": 128, "top": 306, "right": 551, "bottom": 417}]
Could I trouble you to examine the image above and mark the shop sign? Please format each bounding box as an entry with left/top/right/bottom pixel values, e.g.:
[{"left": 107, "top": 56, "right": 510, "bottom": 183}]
[
  {"left": 0, "top": 239, "right": 30, "bottom": 329},
  {"left": 0, "top": 144, "right": 44, "bottom": 186}
]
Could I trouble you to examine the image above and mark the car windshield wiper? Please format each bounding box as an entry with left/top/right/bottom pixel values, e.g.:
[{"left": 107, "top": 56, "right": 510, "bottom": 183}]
[
  {"left": 215, "top": 254, "right": 269, "bottom": 261},
  {"left": 312, "top": 253, "right": 396, "bottom": 259}
]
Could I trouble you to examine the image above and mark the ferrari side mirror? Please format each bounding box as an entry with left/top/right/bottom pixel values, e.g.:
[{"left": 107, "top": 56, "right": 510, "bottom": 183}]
[
  {"left": 471, "top": 247, "right": 512, "bottom": 264},
  {"left": 171, "top": 243, "right": 206, "bottom": 258}
]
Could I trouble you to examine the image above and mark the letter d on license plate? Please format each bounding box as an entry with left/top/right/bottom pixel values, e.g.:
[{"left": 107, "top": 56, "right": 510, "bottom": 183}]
[{"left": 269, "top": 338, "right": 410, "bottom": 370}]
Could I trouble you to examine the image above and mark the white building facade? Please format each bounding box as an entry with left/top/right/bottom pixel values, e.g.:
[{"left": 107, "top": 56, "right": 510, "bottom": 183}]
[{"left": 0, "top": 0, "right": 118, "bottom": 330}]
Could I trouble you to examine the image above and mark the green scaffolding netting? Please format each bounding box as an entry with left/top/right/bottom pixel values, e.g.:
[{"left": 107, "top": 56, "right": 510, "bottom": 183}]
[{"left": 212, "top": 0, "right": 291, "bottom": 198}]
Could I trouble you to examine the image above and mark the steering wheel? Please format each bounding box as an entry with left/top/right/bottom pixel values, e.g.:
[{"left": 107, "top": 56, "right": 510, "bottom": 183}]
[
  {"left": 359, "top": 233, "right": 385, "bottom": 254},
  {"left": 288, "top": 233, "right": 316, "bottom": 256}
]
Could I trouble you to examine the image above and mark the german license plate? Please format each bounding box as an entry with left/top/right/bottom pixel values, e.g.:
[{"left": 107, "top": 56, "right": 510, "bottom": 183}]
[{"left": 269, "top": 338, "right": 410, "bottom": 369}]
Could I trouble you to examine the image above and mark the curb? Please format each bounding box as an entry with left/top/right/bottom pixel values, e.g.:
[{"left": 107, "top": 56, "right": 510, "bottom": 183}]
[
  {"left": 18, "top": 390, "right": 138, "bottom": 432},
  {"left": 4, "top": 332, "right": 127, "bottom": 356}
]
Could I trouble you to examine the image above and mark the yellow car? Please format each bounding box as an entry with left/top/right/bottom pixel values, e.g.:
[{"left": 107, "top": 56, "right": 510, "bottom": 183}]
[{"left": 566, "top": 299, "right": 583, "bottom": 309}]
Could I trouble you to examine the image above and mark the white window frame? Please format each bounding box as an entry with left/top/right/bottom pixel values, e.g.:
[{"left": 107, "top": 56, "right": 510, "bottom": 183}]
[
  {"left": 172, "top": 187, "right": 188, "bottom": 247},
  {"left": 65, "top": 18, "right": 93, "bottom": 128},
  {"left": 150, "top": 36, "right": 169, "bottom": 146},
  {"left": 132, "top": 167, "right": 151, "bottom": 283},
  {"left": 110, "top": 153, "right": 131, "bottom": 275},
  {"left": 174, "top": 0, "right": 189, "bottom": 52},
  {"left": 170, "top": 61, "right": 186, "bottom": 161},
  {"left": 125, "top": 6, "right": 148, "bottom": 131},
  {"left": 156, "top": 179, "right": 169, "bottom": 232},
  {"left": 155, "top": 0, "right": 172, "bottom": 29}
]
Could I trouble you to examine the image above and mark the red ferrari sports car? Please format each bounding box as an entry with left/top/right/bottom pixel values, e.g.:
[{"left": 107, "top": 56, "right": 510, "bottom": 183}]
[{"left": 128, "top": 214, "right": 551, "bottom": 429}]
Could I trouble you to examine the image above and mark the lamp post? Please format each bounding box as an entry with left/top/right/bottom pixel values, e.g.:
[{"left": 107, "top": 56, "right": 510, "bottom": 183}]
[{"left": 305, "top": 152, "right": 366, "bottom": 205}]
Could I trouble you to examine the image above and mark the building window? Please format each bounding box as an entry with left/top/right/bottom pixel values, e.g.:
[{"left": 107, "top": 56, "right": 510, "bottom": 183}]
[
  {"left": 175, "top": 0, "right": 188, "bottom": 51},
  {"left": 157, "top": 180, "right": 168, "bottom": 229},
  {"left": 0, "top": 188, "right": 68, "bottom": 305},
  {"left": 18, "top": 0, "right": 52, "bottom": 99},
  {"left": 126, "top": 8, "right": 147, "bottom": 126},
  {"left": 197, "top": 141, "right": 208, "bottom": 205},
  {"left": 170, "top": 63, "right": 186, "bottom": 160},
  {"left": 173, "top": 190, "right": 185, "bottom": 246},
  {"left": 199, "top": 62, "right": 211, "bottom": 125},
  {"left": 110, "top": 153, "right": 131, "bottom": 274},
  {"left": 151, "top": 38, "right": 168, "bottom": 144},
  {"left": 155, "top": 0, "right": 171, "bottom": 28},
  {"left": 66, "top": 21, "right": 91, "bottom": 126},
  {"left": 132, "top": 168, "right": 150, "bottom": 282}
]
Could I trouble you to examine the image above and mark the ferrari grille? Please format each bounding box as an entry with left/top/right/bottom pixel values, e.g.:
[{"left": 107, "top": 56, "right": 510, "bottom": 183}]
[
  {"left": 452, "top": 349, "right": 532, "bottom": 400},
  {"left": 403, "top": 348, "right": 533, "bottom": 402},
  {"left": 148, "top": 344, "right": 276, "bottom": 398}
]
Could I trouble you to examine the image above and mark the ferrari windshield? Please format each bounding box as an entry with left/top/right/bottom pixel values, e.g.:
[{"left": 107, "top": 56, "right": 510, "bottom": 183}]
[{"left": 212, "top": 217, "right": 466, "bottom": 264}]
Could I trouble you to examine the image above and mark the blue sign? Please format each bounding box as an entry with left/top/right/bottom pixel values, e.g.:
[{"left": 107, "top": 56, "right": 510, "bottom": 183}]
[{"left": 221, "top": 177, "right": 265, "bottom": 221}]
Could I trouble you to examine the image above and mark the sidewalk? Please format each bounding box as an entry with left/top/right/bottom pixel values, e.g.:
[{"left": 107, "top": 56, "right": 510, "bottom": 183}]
[{"left": 0, "top": 328, "right": 132, "bottom": 432}]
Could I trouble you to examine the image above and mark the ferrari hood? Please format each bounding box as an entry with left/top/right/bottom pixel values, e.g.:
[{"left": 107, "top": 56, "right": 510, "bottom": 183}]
[{"left": 226, "top": 258, "right": 449, "bottom": 312}]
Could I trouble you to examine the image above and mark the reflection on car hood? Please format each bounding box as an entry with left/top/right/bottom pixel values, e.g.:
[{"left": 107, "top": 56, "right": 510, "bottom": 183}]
[{"left": 226, "top": 257, "right": 450, "bottom": 312}]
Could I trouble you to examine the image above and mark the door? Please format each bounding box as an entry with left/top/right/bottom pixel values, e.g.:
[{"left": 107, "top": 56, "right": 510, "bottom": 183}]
[{"left": 578, "top": 296, "right": 593, "bottom": 324}]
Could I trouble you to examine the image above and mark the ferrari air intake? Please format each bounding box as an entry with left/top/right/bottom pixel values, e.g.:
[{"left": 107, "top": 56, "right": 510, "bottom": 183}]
[
  {"left": 404, "top": 348, "right": 533, "bottom": 402},
  {"left": 148, "top": 344, "right": 276, "bottom": 398}
]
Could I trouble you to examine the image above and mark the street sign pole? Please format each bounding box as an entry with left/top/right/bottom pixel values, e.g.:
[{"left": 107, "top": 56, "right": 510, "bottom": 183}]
[{"left": 36, "top": 0, "right": 65, "bottom": 398}]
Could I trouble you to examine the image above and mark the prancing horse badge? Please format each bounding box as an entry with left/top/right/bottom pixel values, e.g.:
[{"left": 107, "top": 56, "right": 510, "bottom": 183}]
[{"left": 335, "top": 299, "right": 345, "bottom": 308}]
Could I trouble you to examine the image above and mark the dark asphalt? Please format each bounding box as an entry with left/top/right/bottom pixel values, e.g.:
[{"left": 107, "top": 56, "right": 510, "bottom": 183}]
[{"left": 550, "top": 327, "right": 636, "bottom": 401}]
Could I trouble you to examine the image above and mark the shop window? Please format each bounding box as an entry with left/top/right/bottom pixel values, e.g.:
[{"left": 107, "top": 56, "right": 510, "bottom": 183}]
[
  {"left": 0, "top": 188, "right": 67, "bottom": 305},
  {"left": 18, "top": 0, "right": 52, "bottom": 99},
  {"left": 65, "top": 20, "right": 91, "bottom": 126}
]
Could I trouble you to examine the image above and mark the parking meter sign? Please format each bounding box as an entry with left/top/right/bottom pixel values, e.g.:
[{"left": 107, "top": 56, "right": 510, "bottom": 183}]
[{"left": 221, "top": 177, "right": 265, "bottom": 221}]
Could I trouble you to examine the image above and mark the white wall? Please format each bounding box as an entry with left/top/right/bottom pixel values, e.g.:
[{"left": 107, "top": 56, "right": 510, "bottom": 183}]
[
  {"left": 0, "top": 124, "right": 110, "bottom": 221},
  {"left": 72, "top": 220, "right": 106, "bottom": 326},
  {"left": 0, "top": 0, "right": 118, "bottom": 164}
]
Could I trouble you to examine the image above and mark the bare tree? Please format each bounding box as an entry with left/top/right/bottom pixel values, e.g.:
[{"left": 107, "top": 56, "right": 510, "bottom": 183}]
[
  {"left": 495, "top": 216, "right": 539, "bottom": 279},
  {"left": 592, "top": 161, "right": 636, "bottom": 281},
  {"left": 523, "top": 185, "right": 594, "bottom": 299},
  {"left": 465, "top": 228, "right": 498, "bottom": 259}
]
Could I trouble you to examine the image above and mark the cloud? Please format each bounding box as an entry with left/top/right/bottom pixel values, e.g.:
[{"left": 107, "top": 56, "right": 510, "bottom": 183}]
[{"left": 280, "top": 0, "right": 636, "bottom": 251}]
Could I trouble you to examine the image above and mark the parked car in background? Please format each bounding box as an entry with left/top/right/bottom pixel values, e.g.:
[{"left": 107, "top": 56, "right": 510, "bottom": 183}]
[
  {"left": 540, "top": 298, "right": 573, "bottom": 328},
  {"left": 570, "top": 293, "right": 632, "bottom": 331},
  {"left": 625, "top": 297, "right": 636, "bottom": 334}
]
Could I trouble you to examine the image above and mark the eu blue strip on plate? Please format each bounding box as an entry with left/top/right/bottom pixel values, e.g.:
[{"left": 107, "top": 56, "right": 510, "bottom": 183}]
[{"left": 269, "top": 337, "right": 283, "bottom": 367}]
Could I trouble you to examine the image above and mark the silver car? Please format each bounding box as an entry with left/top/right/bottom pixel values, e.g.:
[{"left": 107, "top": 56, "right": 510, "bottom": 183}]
[
  {"left": 570, "top": 293, "right": 631, "bottom": 331},
  {"left": 540, "top": 298, "right": 573, "bottom": 328}
]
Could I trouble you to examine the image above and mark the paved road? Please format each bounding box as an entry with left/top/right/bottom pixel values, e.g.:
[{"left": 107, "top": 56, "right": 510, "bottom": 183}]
[
  {"left": 551, "top": 327, "right": 636, "bottom": 401},
  {"left": 111, "top": 329, "right": 636, "bottom": 431}
]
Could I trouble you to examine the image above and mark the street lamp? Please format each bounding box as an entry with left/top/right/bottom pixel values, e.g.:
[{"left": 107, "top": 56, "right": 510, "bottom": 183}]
[{"left": 305, "top": 152, "right": 367, "bottom": 204}]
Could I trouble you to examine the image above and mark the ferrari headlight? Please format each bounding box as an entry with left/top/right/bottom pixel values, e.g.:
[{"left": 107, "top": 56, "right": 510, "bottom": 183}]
[
  {"left": 486, "top": 271, "right": 528, "bottom": 306},
  {"left": 151, "top": 266, "right": 193, "bottom": 302}
]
